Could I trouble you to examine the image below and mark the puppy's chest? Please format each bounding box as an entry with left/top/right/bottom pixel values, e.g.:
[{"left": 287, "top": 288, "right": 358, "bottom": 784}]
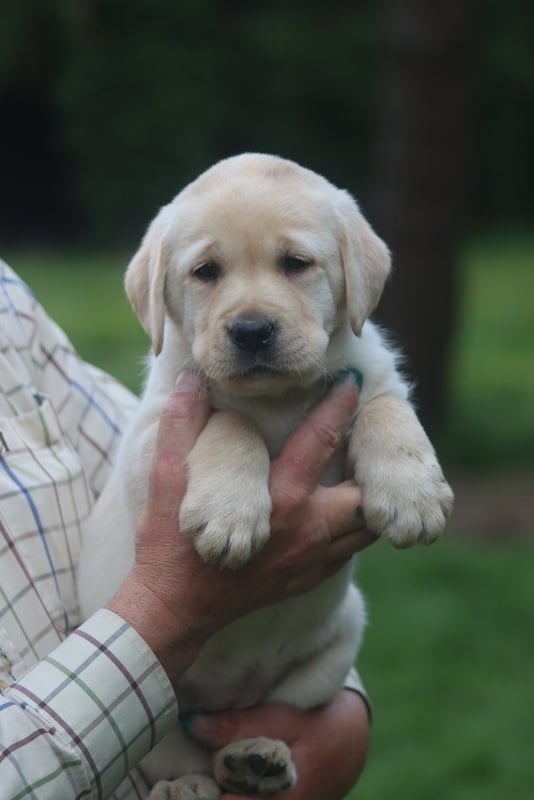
[
  {"left": 260, "top": 414, "right": 348, "bottom": 486},
  {"left": 215, "top": 394, "right": 349, "bottom": 483}
]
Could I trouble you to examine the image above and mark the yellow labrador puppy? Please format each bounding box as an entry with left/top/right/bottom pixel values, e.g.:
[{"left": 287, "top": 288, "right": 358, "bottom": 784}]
[{"left": 78, "top": 154, "right": 453, "bottom": 799}]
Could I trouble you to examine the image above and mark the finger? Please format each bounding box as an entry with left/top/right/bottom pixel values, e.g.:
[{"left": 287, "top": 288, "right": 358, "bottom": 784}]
[
  {"left": 149, "top": 372, "right": 211, "bottom": 500},
  {"left": 183, "top": 704, "right": 302, "bottom": 750},
  {"left": 313, "top": 481, "right": 364, "bottom": 539},
  {"left": 220, "top": 793, "right": 260, "bottom": 800},
  {"left": 221, "top": 796, "right": 260, "bottom": 800},
  {"left": 327, "top": 529, "right": 378, "bottom": 562},
  {"left": 271, "top": 377, "right": 359, "bottom": 494},
  {"left": 155, "top": 372, "right": 211, "bottom": 462},
  {"left": 222, "top": 793, "right": 294, "bottom": 800},
  {"left": 322, "top": 557, "right": 352, "bottom": 580},
  {"left": 222, "top": 792, "right": 296, "bottom": 799}
]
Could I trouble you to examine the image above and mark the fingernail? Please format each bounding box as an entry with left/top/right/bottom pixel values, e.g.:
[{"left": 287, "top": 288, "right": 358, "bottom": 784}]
[
  {"left": 179, "top": 712, "right": 213, "bottom": 741},
  {"left": 179, "top": 714, "right": 198, "bottom": 734},
  {"left": 179, "top": 712, "right": 197, "bottom": 733},
  {"left": 174, "top": 371, "right": 202, "bottom": 393},
  {"left": 333, "top": 368, "right": 363, "bottom": 391}
]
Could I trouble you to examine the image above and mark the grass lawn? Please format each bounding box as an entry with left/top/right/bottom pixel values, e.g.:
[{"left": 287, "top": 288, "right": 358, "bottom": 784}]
[
  {"left": 350, "top": 537, "right": 534, "bottom": 800},
  {"left": 3, "top": 237, "right": 534, "bottom": 798}
]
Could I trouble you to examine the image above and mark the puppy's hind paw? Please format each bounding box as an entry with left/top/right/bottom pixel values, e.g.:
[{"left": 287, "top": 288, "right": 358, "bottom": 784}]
[
  {"left": 149, "top": 774, "right": 220, "bottom": 800},
  {"left": 214, "top": 737, "right": 296, "bottom": 795}
]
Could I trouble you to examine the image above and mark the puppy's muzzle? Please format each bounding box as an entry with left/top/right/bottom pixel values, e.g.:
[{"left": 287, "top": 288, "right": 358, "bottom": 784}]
[{"left": 228, "top": 316, "right": 277, "bottom": 355}]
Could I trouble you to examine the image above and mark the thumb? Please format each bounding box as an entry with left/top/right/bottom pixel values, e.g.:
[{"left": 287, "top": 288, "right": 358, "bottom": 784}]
[
  {"left": 313, "top": 481, "right": 364, "bottom": 538},
  {"left": 155, "top": 371, "right": 211, "bottom": 467},
  {"left": 182, "top": 704, "right": 303, "bottom": 750},
  {"left": 146, "top": 371, "right": 210, "bottom": 510}
]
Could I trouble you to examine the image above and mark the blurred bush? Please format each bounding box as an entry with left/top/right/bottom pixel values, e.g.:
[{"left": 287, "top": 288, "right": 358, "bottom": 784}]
[
  {"left": 2, "top": 1, "right": 532, "bottom": 243},
  {"left": 0, "top": 1, "right": 379, "bottom": 241}
]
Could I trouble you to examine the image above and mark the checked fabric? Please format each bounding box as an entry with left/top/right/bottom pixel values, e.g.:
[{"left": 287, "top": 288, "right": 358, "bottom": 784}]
[{"left": 0, "top": 260, "right": 176, "bottom": 799}]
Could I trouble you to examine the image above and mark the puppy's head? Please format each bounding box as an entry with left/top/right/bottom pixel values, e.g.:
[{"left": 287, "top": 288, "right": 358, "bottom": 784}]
[{"left": 125, "top": 153, "right": 390, "bottom": 395}]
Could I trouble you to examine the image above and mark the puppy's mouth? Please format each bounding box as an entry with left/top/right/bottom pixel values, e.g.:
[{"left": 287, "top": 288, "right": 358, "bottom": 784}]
[{"left": 230, "top": 362, "right": 283, "bottom": 381}]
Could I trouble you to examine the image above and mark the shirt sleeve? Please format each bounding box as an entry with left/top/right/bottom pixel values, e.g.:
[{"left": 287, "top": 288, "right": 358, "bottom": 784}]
[{"left": 0, "top": 609, "right": 177, "bottom": 800}]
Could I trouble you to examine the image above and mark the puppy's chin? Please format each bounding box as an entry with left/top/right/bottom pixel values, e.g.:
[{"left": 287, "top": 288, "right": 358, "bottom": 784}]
[{"left": 206, "top": 365, "right": 323, "bottom": 398}]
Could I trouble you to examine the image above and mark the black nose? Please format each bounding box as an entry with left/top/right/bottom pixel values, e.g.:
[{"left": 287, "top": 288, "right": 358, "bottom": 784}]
[{"left": 228, "top": 317, "right": 276, "bottom": 353}]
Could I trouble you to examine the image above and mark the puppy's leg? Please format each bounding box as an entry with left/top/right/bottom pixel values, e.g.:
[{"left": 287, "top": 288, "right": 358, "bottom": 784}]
[
  {"left": 180, "top": 410, "right": 271, "bottom": 569},
  {"left": 143, "top": 728, "right": 218, "bottom": 799},
  {"left": 214, "top": 583, "right": 364, "bottom": 795},
  {"left": 349, "top": 395, "right": 454, "bottom": 548}
]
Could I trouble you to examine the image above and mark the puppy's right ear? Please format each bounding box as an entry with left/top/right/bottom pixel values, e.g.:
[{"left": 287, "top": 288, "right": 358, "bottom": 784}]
[{"left": 124, "top": 205, "right": 171, "bottom": 356}]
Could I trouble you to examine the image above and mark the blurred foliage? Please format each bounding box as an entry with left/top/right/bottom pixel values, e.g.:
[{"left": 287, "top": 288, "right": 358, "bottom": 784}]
[
  {"left": 475, "top": 1, "right": 534, "bottom": 225},
  {"left": 0, "top": 1, "right": 378, "bottom": 240},
  {"left": 440, "top": 236, "right": 534, "bottom": 468},
  {"left": 1, "top": 1, "right": 533, "bottom": 241}
]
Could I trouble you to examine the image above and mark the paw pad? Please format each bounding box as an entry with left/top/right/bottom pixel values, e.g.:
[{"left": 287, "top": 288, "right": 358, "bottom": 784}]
[{"left": 215, "top": 737, "right": 296, "bottom": 795}]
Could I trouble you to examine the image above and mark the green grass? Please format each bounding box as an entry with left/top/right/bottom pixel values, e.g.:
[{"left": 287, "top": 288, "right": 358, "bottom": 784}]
[{"left": 350, "top": 536, "right": 534, "bottom": 800}]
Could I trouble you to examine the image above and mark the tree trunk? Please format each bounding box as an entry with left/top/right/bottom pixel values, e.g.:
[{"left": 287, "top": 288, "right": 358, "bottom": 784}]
[{"left": 374, "top": 0, "right": 472, "bottom": 434}]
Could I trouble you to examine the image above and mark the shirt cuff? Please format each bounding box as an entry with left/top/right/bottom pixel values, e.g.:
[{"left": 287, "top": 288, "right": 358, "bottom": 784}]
[
  {"left": 9, "top": 609, "right": 177, "bottom": 798},
  {"left": 343, "top": 666, "right": 372, "bottom": 722}
]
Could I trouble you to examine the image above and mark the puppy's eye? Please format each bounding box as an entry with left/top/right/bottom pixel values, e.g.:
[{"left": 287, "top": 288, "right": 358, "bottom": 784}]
[
  {"left": 281, "top": 255, "right": 313, "bottom": 274},
  {"left": 193, "top": 261, "right": 220, "bottom": 282}
]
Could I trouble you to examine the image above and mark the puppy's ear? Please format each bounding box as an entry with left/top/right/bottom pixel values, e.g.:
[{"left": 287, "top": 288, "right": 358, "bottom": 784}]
[
  {"left": 336, "top": 190, "right": 391, "bottom": 336},
  {"left": 124, "top": 205, "right": 171, "bottom": 356}
]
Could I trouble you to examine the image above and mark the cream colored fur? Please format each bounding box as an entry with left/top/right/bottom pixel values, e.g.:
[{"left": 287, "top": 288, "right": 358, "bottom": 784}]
[{"left": 78, "top": 154, "right": 453, "bottom": 799}]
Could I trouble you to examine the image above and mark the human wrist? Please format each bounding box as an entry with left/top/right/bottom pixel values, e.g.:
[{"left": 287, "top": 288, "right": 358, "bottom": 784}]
[{"left": 108, "top": 569, "right": 207, "bottom": 684}]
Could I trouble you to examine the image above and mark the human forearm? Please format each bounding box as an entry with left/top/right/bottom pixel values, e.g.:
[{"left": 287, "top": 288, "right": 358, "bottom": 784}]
[{"left": 109, "top": 569, "right": 209, "bottom": 684}]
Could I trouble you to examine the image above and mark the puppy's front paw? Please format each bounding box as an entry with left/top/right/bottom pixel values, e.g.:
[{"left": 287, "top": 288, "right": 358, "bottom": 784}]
[
  {"left": 214, "top": 737, "right": 296, "bottom": 796},
  {"left": 180, "top": 479, "right": 272, "bottom": 570},
  {"left": 361, "top": 449, "right": 454, "bottom": 549}
]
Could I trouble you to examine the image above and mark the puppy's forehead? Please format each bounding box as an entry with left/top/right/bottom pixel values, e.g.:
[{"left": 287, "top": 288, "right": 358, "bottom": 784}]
[
  {"left": 185, "top": 153, "right": 330, "bottom": 196},
  {"left": 173, "top": 155, "right": 338, "bottom": 247}
]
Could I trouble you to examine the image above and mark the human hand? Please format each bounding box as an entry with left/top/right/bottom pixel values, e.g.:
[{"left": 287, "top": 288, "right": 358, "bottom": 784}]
[
  {"left": 185, "top": 689, "right": 371, "bottom": 799},
  {"left": 110, "top": 372, "right": 376, "bottom": 683}
]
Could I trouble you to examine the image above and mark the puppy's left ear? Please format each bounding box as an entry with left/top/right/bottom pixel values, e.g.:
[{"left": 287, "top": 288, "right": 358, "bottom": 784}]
[
  {"left": 125, "top": 204, "right": 171, "bottom": 356},
  {"left": 336, "top": 190, "right": 391, "bottom": 336}
]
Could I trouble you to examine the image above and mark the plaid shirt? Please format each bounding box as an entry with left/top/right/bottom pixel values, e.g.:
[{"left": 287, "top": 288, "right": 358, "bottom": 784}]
[
  {"left": 0, "top": 260, "right": 176, "bottom": 799},
  {"left": 0, "top": 260, "right": 368, "bottom": 799}
]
